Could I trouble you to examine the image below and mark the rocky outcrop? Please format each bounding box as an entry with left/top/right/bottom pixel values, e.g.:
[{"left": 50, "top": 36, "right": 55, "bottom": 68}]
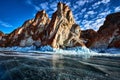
[
  {"left": 81, "top": 29, "right": 98, "bottom": 47},
  {"left": 0, "top": 31, "right": 7, "bottom": 46},
  {"left": 4, "top": 10, "right": 50, "bottom": 47},
  {"left": 42, "top": 2, "right": 85, "bottom": 48},
  {"left": 0, "top": 2, "right": 85, "bottom": 48},
  {"left": 0, "top": 31, "right": 4, "bottom": 40},
  {"left": 88, "top": 12, "right": 120, "bottom": 48},
  {"left": 1, "top": 3, "right": 119, "bottom": 49}
]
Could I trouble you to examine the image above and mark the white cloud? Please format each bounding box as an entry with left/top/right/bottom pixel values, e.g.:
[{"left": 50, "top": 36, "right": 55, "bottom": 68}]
[
  {"left": 39, "top": 2, "right": 49, "bottom": 10},
  {"left": 115, "top": 6, "right": 120, "bottom": 12},
  {"left": 76, "top": 0, "right": 87, "bottom": 6},
  {"left": 81, "top": 8, "right": 86, "bottom": 13},
  {"left": 74, "top": 14, "right": 79, "bottom": 20},
  {"left": 49, "top": 2, "right": 57, "bottom": 11},
  {"left": 96, "top": 10, "right": 111, "bottom": 19},
  {"left": 26, "top": 0, "right": 40, "bottom": 11},
  {"left": 92, "top": 0, "right": 110, "bottom": 9},
  {"left": 66, "top": 2, "right": 71, "bottom": 6},
  {"left": 72, "top": 5, "right": 78, "bottom": 11},
  {"left": 50, "top": 2, "right": 56, "bottom": 8},
  {"left": 92, "top": 1, "right": 101, "bottom": 9},
  {"left": 81, "top": 18, "right": 105, "bottom": 31},
  {"left": 73, "top": 5, "right": 78, "bottom": 9},
  {"left": 81, "top": 17, "right": 105, "bottom": 31},
  {"left": 84, "top": 14, "right": 88, "bottom": 18},
  {"left": 76, "top": 21, "right": 81, "bottom": 24},
  {"left": 101, "top": 0, "right": 110, "bottom": 4},
  {"left": 87, "top": 11, "right": 96, "bottom": 15},
  {"left": 91, "top": 18, "right": 105, "bottom": 30},
  {"left": 99, "top": 11, "right": 111, "bottom": 16},
  {"left": 0, "top": 20, "right": 13, "bottom": 28}
]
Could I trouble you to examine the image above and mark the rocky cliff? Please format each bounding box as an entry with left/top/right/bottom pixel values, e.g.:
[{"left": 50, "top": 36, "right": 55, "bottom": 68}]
[
  {"left": 80, "top": 29, "right": 98, "bottom": 47},
  {"left": 0, "top": 3, "right": 120, "bottom": 49},
  {"left": 42, "top": 2, "right": 85, "bottom": 48},
  {"left": 0, "top": 31, "right": 7, "bottom": 46},
  {"left": 87, "top": 12, "right": 120, "bottom": 48},
  {"left": 4, "top": 10, "right": 50, "bottom": 47},
  {"left": 0, "top": 2, "right": 85, "bottom": 48}
]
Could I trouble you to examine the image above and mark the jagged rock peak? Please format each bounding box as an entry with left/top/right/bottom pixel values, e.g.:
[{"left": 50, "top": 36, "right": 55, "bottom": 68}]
[
  {"left": 2, "top": 10, "right": 50, "bottom": 47},
  {"left": 33, "top": 10, "right": 50, "bottom": 26},
  {"left": 57, "top": 2, "right": 70, "bottom": 13},
  {"left": 0, "top": 2, "right": 85, "bottom": 48},
  {"left": 56, "top": 2, "right": 75, "bottom": 23},
  {"left": 35, "top": 10, "right": 48, "bottom": 20},
  {"left": 44, "top": 2, "right": 84, "bottom": 48}
]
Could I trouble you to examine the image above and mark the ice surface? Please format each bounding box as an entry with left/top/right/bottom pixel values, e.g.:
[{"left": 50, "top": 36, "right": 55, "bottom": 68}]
[{"left": 0, "top": 46, "right": 120, "bottom": 80}]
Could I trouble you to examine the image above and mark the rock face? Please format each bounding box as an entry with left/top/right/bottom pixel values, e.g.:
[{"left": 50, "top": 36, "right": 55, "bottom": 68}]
[
  {"left": 0, "top": 31, "right": 6, "bottom": 46},
  {"left": 0, "top": 31, "right": 4, "bottom": 36},
  {"left": 0, "top": 31, "right": 4, "bottom": 40},
  {"left": 88, "top": 12, "right": 120, "bottom": 48},
  {"left": 1, "top": 3, "right": 120, "bottom": 49},
  {"left": 42, "top": 2, "right": 85, "bottom": 48},
  {"left": 4, "top": 10, "right": 50, "bottom": 47},
  {"left": 0, "top": 2, "right": 85, "bottom": 48},
  {"left": 81, "top": 29, "right": 98, "bottom": 47}
]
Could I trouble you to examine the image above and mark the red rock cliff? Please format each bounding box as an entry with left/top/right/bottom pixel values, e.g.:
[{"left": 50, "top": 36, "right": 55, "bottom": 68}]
[{"left": 88, "top": 12, "right": 120, "bottom": 48}]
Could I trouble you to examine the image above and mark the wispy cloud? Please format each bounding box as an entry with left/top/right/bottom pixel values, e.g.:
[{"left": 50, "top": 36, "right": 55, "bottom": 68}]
[
  {"left": 102, "top": 0, "right": 110, "bottom": 4},
  {"left": 97, "top": 10, "right": 111, "bottom": 19},
  {"left": 81, "top": 10, "right": 109, "bottom": 31},
  {"left": 39, "top": 2, "right": 49, "bottom": 10},
  {"left": 99, "top": 11, "right": 111, "bottom": 16},
  {"left": 26, "top": 0, "right": 40, "bottom": 11},
  {"left": 87, "top": 11, "right": 96, "bottom": 15},
  {"left": 25, "top": 0, "right": 115, "bottom": 31},
  {"left": 81, "top": 8, "right": 87, "bottom": 13},
  {"left": 76, "top": 0, "right": 87, "bottom": 6},
  {"left": 115, "top": 6, "right": 120, "bottom": 12},
  {"left": 0, "top": 20, "right": 13, "bottom": 28},
  {"left": 84, "top": 14, "right": 88, "bottom": 18},
  {"left": 81, "top": 18, "right": 105, "bottom": 31},
  {"left": 49, "top": 2, "right": 57, "bottom": 11},
  {"left": 92, "top": 1, "right": 101, "bottom": 9},
  {"left": 92, "top": 0, "right": 110, "bottom": 9}
]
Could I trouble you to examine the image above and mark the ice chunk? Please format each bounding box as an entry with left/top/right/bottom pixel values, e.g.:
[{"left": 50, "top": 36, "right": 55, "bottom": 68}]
[{"left": 38, "top": 45, "right": 53, "bottom": 52}]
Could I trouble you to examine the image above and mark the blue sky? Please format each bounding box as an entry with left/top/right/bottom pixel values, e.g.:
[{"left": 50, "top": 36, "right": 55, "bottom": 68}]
[{"left": 0, "top": 0, "right": 120, "bottom": 33}]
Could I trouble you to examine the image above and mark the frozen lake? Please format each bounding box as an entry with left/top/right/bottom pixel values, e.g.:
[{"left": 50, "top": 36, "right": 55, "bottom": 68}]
[{"left": 0, "top": 50, "right": 120, "bottom": 80}]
